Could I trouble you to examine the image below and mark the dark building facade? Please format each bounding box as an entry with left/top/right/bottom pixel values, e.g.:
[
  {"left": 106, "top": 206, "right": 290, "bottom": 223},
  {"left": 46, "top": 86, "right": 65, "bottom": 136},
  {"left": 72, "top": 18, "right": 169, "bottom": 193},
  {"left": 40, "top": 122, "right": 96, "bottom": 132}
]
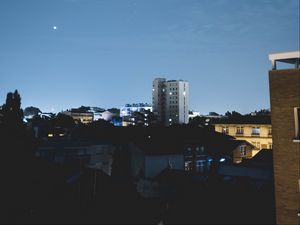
[{"left": 268, "top": 51, "right": 300, "bottom": 224}]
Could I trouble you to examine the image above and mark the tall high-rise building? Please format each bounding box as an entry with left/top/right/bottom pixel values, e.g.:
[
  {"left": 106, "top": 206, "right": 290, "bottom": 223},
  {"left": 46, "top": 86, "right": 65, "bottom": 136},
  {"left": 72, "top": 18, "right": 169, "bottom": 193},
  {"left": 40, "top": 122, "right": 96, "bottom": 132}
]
[
  {"left": 268, "top": 51, "right": 300, "bottom": 224},
  {"left": 152, "top": 78, "right": 189, "bottom": 126}
]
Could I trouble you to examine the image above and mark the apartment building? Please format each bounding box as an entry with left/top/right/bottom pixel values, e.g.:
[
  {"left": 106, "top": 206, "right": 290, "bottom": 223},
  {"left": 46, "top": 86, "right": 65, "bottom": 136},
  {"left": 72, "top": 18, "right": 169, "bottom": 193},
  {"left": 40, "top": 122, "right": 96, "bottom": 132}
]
[
  {"left": 214, "top": 122, "right": 272, "bottom": 155},
  {"left": 62, "top": 111, "right": 94, "bottom": 124},
  {"left": 152, "top": 78, "right": 189, "bottom": 126}
]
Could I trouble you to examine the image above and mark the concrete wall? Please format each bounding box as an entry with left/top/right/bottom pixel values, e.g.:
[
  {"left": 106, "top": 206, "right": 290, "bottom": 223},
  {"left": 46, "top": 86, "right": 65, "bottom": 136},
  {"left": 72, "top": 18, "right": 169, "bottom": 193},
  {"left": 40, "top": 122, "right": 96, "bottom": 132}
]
[{"left": 269, "top": 69, "right": 300, "bottom": 224}]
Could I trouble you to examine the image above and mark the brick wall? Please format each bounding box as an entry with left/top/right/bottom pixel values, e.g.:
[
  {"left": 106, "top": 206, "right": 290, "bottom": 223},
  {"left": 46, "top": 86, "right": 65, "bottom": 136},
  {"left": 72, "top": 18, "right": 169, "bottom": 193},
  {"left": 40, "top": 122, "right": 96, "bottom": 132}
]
[{"left": 269, "top": 69, "right": 300, "bottom": 225}]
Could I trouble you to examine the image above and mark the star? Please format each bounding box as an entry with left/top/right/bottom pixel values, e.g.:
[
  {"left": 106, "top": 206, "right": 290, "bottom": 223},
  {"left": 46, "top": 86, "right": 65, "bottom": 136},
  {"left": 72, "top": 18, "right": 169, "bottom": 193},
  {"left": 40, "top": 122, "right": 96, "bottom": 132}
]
[{"left": 52, "top": 26, "right": 57, "bottom": 30}]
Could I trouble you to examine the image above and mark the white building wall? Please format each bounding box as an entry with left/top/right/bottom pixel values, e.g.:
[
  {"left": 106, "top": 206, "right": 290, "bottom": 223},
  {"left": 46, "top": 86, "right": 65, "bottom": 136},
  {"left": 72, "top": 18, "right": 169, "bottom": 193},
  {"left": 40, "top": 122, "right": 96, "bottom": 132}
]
[
  {"left": 152, "top": 78, "right": 189, "bottom": 126},
  {"left": 178, "top": 81, "right": 189, "bottom": 124}
]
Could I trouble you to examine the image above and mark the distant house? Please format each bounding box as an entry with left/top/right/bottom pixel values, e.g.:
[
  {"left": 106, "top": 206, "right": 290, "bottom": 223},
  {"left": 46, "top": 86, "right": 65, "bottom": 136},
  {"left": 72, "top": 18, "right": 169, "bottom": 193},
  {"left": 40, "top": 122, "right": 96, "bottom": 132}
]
[
  {"left": 99, "top": 110, "right": 116, "bottom": 121},
  {"left": 183, "top": 139, "right": 255, "bottom": 173},
  {"left": 125, "top": 127, "right": 255, "bottom": 178},
  {"left": 129, "top": 142, "right": 184, "bottom": 179},
  {"left": 213, "top": 116, "right": 272, "bottom": 155},
  {"left": 120, "top": 103, "right": 152, "bottom": 117},
  {"left": 62, "top": 111, "right": 94, "bottom": 124},
  {"left": 136, "top": 168, "right": 187, "bottom": 198},
  {"left": 218, "top": 149, "right": 273, "bottom": 181},
  {"left": 36, "top": 140, "right": 116, "bottom": 175}
]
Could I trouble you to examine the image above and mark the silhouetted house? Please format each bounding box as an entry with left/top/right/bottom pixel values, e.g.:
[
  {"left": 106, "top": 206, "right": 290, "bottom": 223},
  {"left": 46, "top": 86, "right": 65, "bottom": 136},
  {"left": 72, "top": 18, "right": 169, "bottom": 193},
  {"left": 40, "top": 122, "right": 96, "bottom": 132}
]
[
  {"left": 27, "top": 115, "right": 67, "bottom": 139},
  {"left": 184, "top": 138, "right": 255, "bottom": 174},
  {"left": 36, "top": 140, "right": 116, "bottom": 175},
  {"left": 129, "top": 141, "right": 185, "bottom": 179},
  {"left": 125, "top": 127, "right": 255, "bottom": 178},
  {"left": 208, "top": 139, "right": 255, "bottom": 164},
  {"left": 46, "top": 127, "right": 68, "bottom": 139},
  {"left": 218, "top": 149, "right": 273, "bottom": 182},
  {"left": 136, "top": 168, "right": 188, "bottom": 198}
]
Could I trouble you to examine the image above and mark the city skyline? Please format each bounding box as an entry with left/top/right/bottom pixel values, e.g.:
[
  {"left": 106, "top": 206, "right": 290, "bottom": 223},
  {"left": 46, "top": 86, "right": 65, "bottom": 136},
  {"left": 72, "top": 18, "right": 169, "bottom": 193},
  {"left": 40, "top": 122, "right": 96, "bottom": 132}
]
[{"left": 0, "top": 0, "right": 299, "bottom": 114}]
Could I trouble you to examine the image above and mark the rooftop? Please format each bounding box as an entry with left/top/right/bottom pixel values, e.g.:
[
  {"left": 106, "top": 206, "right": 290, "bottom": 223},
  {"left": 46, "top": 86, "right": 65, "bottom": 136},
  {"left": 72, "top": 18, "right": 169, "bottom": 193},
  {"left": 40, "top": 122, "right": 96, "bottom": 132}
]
[{"left": 269, "top": 51, "right": 300, "bottom": 70}]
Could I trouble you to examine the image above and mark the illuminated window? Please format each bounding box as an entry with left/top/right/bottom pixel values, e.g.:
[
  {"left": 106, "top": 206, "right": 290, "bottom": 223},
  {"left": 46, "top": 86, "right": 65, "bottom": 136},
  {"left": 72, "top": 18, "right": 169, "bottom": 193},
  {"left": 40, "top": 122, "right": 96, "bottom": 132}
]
[
  {"left": 240, "top": 145, "right": 247, "bottom": 156},
  {"left": 222, "top": 126, "right": 229, "bottom": 134},
  {"left": 236, "top": 126, "right": 244, "bottom": 135},
  {"left": 252, "top": 127, "right": 260, "bottom": 135},
  {"left": 185, "top": 161, "right": 192, "bottom": 171}
]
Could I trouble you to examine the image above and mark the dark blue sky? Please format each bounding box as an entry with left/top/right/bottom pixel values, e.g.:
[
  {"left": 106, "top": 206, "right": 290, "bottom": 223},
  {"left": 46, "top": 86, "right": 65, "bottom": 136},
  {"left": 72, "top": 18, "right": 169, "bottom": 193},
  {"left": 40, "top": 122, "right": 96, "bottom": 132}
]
[{"left": 0, "top": 0, "right": 299, "bottom": 114}]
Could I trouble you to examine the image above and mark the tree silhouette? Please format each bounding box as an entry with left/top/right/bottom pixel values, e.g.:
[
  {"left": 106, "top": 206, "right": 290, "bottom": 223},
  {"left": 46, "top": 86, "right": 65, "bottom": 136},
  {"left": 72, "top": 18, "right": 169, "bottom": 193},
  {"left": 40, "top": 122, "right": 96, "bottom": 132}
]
[
  {"left": 53, "top": 113, "right": 75, "bottom": 128},
  {"left": 24, "top": 106, "right": 41, "bottom": 117},
  {"left": 2, "top": 90, "right": 23, "bottom": 126}
]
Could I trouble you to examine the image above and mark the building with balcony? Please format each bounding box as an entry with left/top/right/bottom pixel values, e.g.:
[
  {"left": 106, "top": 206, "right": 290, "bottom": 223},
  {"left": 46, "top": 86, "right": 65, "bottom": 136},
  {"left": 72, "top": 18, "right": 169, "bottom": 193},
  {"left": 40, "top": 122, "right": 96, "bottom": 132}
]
[
  {"left": 214, "top": 119, "right": 272, "bottom": 156},
  {"left": 62, "top": 111, "right": 94, "bottom": 124},
  {"left": 120, "top": 103, "right": 152, "bottom": 117},
  {"left": 268, "top": 51, "right": 300, "bottom": 224},
  {"left": 152, "top": 78, "right": 189, "bottom": 126}
]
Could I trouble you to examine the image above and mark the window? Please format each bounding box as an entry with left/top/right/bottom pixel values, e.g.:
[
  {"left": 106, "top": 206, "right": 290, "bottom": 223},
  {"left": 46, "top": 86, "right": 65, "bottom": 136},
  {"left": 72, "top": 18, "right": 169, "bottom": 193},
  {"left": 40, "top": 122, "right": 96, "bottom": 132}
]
[
  {"left": 240, "top": 145, "right": 247, "bottom": 156},
  {"left": 252, "top": 127, "right": 260, "bottom": 135},
  {"left": 200, "top": 146, "right": 205, "bottom": 153},
  {"left": 236, "top": 126, "right": 244, "bottom": 135},
  {"left": 294, "top": 107, "right": 300, "bottom": 140},
  {"left": 184, "top": 161, "right": 192, "bottom": 171},
  {"left": 268, "top": 127, "right": 272, "bottom": 135},
  {"left": 222, "top": 126, "right": 229, "bottom": 134}
]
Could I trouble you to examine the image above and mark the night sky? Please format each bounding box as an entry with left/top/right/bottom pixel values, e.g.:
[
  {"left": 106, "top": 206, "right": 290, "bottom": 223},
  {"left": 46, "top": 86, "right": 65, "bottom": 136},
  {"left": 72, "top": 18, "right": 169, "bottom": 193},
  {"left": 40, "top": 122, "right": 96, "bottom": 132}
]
[{"left": 0, "top": 0, "right": 299, "bottom": 114}]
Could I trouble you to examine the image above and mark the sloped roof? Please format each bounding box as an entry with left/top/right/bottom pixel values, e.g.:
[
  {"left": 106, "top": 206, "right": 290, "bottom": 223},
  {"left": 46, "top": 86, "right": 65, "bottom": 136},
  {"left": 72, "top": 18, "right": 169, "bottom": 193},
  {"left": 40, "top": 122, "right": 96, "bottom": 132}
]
[
  {"left": 131, "top": 126, "right": 251, "bottom": 156},
  {"left": 154, "top": 168, "right": 188, "bottom": 184},
  {"left": 213, "top": 115, "right": 271, "bottom": 125},
  {"left": 245, "top": 149, "right": 273, "bottom": 165},
  {"left": 207, "top": 139, "right": 255, "bottom": 156}
]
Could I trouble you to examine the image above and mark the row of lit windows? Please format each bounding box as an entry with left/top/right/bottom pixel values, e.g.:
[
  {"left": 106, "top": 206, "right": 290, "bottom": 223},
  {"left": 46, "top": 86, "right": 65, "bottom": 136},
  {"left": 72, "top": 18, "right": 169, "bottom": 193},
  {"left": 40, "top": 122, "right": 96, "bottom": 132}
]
[{"left": 222, "top": 126, "right": 272, "bottom": 136}]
